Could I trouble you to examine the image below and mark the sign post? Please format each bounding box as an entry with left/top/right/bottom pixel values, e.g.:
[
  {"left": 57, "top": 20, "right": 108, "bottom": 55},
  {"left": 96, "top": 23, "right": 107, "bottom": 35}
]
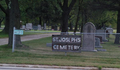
[
  {"left": 12, "top": 27, "right": 15, "bottom": 52},
  {"left": 12, "top": 27, "right": 23, "bottom": 52}
]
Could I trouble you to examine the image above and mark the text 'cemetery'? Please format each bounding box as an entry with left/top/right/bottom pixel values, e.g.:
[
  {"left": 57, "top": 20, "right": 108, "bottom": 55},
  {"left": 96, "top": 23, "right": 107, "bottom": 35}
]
[{"left": 52, "top": 35, "right": 81, "bottom": 52}]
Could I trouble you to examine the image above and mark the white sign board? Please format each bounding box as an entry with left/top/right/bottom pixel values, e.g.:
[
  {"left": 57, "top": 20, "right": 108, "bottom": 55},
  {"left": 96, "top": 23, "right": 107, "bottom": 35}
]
[{"left": 14, "top": 30, "right": 23, "bottom": 35}]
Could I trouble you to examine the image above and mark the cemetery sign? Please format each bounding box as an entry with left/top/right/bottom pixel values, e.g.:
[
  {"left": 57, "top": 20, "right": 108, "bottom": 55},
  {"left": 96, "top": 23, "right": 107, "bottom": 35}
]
[{"left": 52, "top": 35, "right": 81, "bottom": 52}]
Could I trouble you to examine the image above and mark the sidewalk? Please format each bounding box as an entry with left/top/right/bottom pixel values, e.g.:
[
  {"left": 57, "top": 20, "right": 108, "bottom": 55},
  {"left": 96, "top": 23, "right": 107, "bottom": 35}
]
[{"left": 0, "top": 33, "right": 60, "bottom": 45}]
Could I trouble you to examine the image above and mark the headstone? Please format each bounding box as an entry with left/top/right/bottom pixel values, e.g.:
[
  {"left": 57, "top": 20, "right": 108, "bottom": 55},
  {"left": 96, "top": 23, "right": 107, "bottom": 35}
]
[
  {"left": 26, "top": 23, "right": 32, "bottom": 30},
  {"left": 97, "top": 49, "right": 106, "bottom": 51},
  {"left": 21, "top": 25, "right": 25, "bottom": 30},
  {"left": 54, "top": 26, "right": 58, "bottom": 30},
  {"left": 82, "top": 22, "right": 97, "bottom": 52},
  {"left": 52, "top": 25, "right": 58, "bottom": 30},
  {"left": 32, "top": 25, "right": 38, "bottom": 30},
  {"left": 46, "top": 43, "right": 52, "bottom": 47},
  {"left": 95, "top": 36, "right": 102, "bottom": 43},
  {"left": 44, "top": 23, "right": 46, "bottom": 30},
  {"left": 106, "top": 28, "right": 113, "bottom": 34},
  {"left": 95, "top": 37, "right": 102, "bottom": 48},
  {"left": 38, "top": 25, "right": 42, "bottom": 30},
  {"left": 96, "top": 29, "right": 108, "bottom": 42}
]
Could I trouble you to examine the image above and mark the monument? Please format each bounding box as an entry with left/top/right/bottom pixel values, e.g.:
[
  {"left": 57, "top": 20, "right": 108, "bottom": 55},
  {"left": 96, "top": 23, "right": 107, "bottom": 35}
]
[{"left": 82, "top": 22, "right": 97, "bottom": 52}]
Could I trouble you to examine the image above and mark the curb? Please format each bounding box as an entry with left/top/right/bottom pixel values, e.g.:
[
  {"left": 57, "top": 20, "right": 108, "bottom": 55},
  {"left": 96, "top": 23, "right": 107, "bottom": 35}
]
[
  {"left": 0, "top": 64, "right": 98, "bottom": 70},
  {"left": 1, "top": 64, "right": 120, "bottom": 70}
]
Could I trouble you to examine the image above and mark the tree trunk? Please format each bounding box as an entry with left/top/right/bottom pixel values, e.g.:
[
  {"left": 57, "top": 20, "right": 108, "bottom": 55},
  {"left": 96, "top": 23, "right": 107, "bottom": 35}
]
[
  {"left": 61, "top": 0, "right": 76, "bottom": 34},
  {"left": 2, "top": 13, "right": 9, "bottom": 34},
  {"left": 39, "top": 17, "right": 42, "bottom": 25},
  {"left": 0, "top": 0, "right": 10, "bottom": 34},
  {"left": 80, "top": 11, "right": 84, "bottom": 33},
  {"left": 61, "top": 0, "right": 69, "bottom": 33},
  {"left": 74, "top": 0, "right": 81, "bottom": 34},
  {"left": 114, "top": 9, "right": 120, "bottom": 44},
  {"left": 61, "top": 10, "right": 69, "bottom": 32},
  {"left": 70, "top": 22, "right": 73, "bottom": 31},
  {"left": 8, "top": 0, "right": 22, "bottom": 47}
]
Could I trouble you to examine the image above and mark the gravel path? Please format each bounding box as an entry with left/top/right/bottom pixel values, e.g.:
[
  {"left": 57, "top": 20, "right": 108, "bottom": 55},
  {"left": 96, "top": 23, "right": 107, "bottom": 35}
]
[{"left": 0, "top": 33, "right": 60, "bottom": 45}]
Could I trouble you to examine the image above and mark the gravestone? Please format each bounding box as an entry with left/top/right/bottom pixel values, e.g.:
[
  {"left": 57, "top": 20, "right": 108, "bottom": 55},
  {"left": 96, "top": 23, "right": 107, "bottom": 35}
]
[
  {"left": 21, "top": 25, "right": 25, "bottom": 30},
  {"left": 44, "top": 23, "right": 46, "bottom": 30},
  {"left": 26, "top": 23, "right": 32, "bottom": 30},
  {"left": 95, "top": 37, "right": 102, "bottom": 48},
  {"left": 52, "top": 25, "right": 58, "bottom": 30},
  {"left": 32, "top": 25, "right": 38, "bottom": 30},
  {"left": 96, "top": 29, "right": 108, "bottom": 42},
  {"left": 106, "top": 28, "right": 113, "bottom": 34},
  {"left": 95, "top": 36, "right": 102, "bottom": 43},
  {"left": 82, "top": 22, "right": 97, "bottom": 52},
  {"left": 46, "top": 43, "right": 52, "bottom": 47},
  {"left": 38, "top": 25, "right": 42, "bottom": 30}
]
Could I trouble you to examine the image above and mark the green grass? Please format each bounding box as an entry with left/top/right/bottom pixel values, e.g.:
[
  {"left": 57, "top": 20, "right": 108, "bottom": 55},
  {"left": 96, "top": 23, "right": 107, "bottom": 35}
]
[
  {"left": 0, "top": 30, "right": 60, "bottom": 38},
  {"left": 0, "top": 32, "right": 8, "bottom": 38},
  {"left": 0, "top": 35, "right": 120, "bottom": 68},
  {"left": 24, "top": 30, "right": 60, "bottom": 35}
]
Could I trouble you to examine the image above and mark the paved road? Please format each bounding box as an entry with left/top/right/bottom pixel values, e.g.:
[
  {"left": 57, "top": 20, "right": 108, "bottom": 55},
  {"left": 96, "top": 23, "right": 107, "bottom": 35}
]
[
  {"left": 0, "top": 66, "right": 80, "bottom": 70},
  {"left": 0, "top": 66, "right": 82, "bottom": 70},
  {"left": 0, "top": 64, "right": 99, "bottom": 70},
  {"left": 0, "top": 33, "right": 60, "bottom": 45}
]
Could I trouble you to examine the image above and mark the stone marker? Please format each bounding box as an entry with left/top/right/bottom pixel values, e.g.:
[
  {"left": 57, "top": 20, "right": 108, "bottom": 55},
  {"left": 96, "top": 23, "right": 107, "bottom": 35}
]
[
  {"left": 38, "top": 25, "right": 42, "bottom": 30},
  {"left": 26, "top": 23, "right": 32, "bottom": 30},
  {"left": 95, "top": 36, "right": 102, "bottom": 43},
  {"left": 95, "top": 37, "right": 102, "bottom": 48},
  {"left": 21, "top": 25, "right": 25, "bottom": 30},
  {"left": 106, "top": 28, "right": 113, "bottom": 34},
  {"left": 46, "top": 43, "right": 52, "bottom": 47},
  {"left": 97, "top": 49, "right": 106, "bottom": 51},
  {"left": 44, "top": 23, "right": 46, "bottom": 30},
  {"left": 96, "top": 29, "right": 108, "bottom": 42},
  {"left": 32, "top": 25, "right": 38, "bottom": 30},
  {"left": 82, "top": 22, "right": 97, "bottom": 52}
]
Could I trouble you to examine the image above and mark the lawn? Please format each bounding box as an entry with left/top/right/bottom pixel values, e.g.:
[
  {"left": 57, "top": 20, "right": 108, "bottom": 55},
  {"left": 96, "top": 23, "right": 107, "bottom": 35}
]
[
  {"left": 0, "top": 34, "right": 120, "bottom": 68},
  {"left": 0, "top": 30, "right": 60, "bottom": 38}
]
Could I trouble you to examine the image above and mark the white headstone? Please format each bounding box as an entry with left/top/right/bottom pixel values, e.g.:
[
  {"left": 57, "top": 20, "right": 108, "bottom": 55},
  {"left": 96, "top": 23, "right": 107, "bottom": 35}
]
[
  {"left": 96, "top": 29, "right": 108, "bottom": 42},
  {"left": 38, "top": 25, "right": 42, "bottom": 30},
  {"left": 26, "top": 23, "right": 32, "bottom": 30},
  {"left": 106, "top": 28, "right": 113, "bottom": 34},
  {"left": 21, "top": 25, "right": 25, "bottom": 30}
]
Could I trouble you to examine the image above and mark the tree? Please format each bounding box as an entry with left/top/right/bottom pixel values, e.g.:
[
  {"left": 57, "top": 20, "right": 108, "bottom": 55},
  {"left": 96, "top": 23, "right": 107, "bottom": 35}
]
[
  {"left": 58, "top": 0, "right": 76, "bottom": 34},
  {"left": 74, "top": 0, "right": 83, "bottom": 34},
  {"left": 0, "top": 0, "right": 22, "bottom": 47},
  {"left": 91, "top": 0, "right": 120, "bottom": 44},
  {"left": 0, "top": 0, "right": 10, "bottom": 33},
  {"left": 0, "top": 17, "right": 4, "bottom": 28},
  {"left": 8, "top": 0, "right": 22, "bottom": 47}
]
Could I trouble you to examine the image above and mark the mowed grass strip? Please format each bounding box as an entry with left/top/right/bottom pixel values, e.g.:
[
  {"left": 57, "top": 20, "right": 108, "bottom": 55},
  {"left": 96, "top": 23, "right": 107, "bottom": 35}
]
[{"left": 0, "top": 35, "right": 120, "bottom": 68}]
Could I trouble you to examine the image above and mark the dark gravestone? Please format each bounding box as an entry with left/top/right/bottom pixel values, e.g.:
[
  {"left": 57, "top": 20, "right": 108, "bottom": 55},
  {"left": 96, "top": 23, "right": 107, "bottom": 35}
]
[
  {"left": 51, "top": 25, "right": 58, "bottom": 30},
  {"left": 32, "top": 26, "right": 38, "bottom": 30},
  {"left": 82, "top": 22, "right": 97, "bottom": 52}
]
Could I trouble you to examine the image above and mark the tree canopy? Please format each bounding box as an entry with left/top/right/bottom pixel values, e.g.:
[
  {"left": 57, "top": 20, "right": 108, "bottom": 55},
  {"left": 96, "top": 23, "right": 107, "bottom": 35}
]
[{"left": 0, "top": 0, "right": 120, "bottom": 44}]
